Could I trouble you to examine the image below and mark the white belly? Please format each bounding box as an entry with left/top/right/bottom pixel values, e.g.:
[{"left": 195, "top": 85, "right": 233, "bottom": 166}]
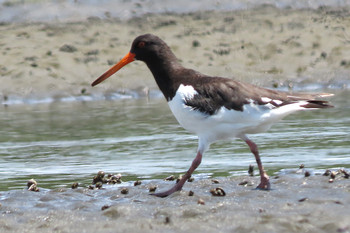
[{"left": 168, "top": 84, "right": 305, "bottom": 143}]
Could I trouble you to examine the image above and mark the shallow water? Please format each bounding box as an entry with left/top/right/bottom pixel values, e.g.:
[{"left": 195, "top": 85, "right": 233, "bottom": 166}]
[{"left": 0, "top": 89, "right": 349, "bottom": 191}]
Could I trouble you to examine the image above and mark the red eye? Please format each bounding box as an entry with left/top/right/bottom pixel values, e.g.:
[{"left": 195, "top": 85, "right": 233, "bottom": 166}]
[{"left": 138, "top": 41, "right": 145, "bottom": 48}]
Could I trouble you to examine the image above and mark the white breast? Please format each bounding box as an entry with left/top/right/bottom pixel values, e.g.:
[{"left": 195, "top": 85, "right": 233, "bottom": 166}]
[{"left": 168, "top": 84, "right": 308, "bottom": 144}]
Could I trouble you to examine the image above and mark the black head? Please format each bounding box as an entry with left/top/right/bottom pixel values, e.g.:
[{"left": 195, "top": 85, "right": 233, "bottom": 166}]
[
  {"left": 91, "top": 34, "right": 178, "bottom": 87},
  {"left": 130, "top": 34, "right": 177, "bottom": 64}
]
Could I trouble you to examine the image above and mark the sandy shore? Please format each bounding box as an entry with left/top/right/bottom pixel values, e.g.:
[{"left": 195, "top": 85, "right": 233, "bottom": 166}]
[
  {"left": 1, "top": 6, "right": 350, "bottom": 233},
  {"left": 0, "top": 171, "right": 349, "bottom": 233},
  {"left": 1, "top": 6, "right": 350, "bottom": 102}
]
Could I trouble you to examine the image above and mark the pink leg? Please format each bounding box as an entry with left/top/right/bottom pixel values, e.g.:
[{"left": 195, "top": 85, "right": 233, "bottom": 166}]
[
  {"left": 151, "top": 151, "right": 202, "bottom": 197},
  {"left": 243, "top": 137, "right": 270, "bottom": 190}
]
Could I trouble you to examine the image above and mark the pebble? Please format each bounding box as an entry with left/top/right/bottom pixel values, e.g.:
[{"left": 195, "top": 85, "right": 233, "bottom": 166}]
[
  {"left": 197, "top": 198, "right": 205, "bottom": 205},
  {"left": 323, "top": 169, "right": 331, "bottom": 176},
  {"left": 71, "top": 182, "right": 79, "bottom": 189},
  {"left": 134, "top": 180, "right": 142, "bottom": 186},
  {"left": 59, "top": 44, "right": 77, "bottom": 53},
  {"left": 211, "top": 179, "right": 220, "bottom": 184},
  {"left": 188, "top": 190, "right": 194, "bottom": 196},
  {"left": 95, "top": 182, "right": 103, "bottom": 189},
  {"left": 149, "top": 185, "right": 157, "bottom": 193},
  {"left": 101, "top": 205, "right": 110, "bottom": 211},
  {"left": 164, "top": 175, "right": 175, "bottom": 181},
  {"left": 330, "top": 171, "right": 337, "bottom": 179},
  {"left": 120, "top": 188, "right": 129, "bottom": 194},
  {"left": 248, "top": 164, "right": 254, "bottom": 176}
]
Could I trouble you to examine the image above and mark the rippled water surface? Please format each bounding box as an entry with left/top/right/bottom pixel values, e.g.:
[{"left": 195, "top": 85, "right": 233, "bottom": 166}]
[{"left": 0, "top": 90, "right": 349, "bottom": 191}]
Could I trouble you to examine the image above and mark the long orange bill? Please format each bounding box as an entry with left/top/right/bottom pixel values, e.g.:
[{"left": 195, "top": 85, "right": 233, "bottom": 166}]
[{"left": 91, "top": 52, "right": 136, "bottom": 86}]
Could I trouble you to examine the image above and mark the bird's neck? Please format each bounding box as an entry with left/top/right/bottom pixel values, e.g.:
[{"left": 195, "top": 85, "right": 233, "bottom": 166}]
[{"left": 146, "top": 54, "right": 184, "bottom": 101}]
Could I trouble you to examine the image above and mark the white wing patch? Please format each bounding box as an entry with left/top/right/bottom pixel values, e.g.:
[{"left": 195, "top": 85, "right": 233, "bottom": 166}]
[
  {"left": 261, "top": 97, "right": 272, "bottom": 103},
  {"left": 272, "top": 99, "right": 283, "bottom": 105},
  {"left": 261, "top": 97, "right": 284, "bottom": 107}
]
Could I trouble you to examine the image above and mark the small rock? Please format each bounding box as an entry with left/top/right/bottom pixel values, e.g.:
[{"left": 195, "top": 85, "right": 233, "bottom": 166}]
[
  {"left": 164, "top": 216, "right": 171, "bottom": 224},
  {"left": 239, "top": 180, "right": 249, "bottom": 186},
  {"left": 197, "top": 198, "right": 205, "bottom": 205},
  {"left": 95, "top": 182, "right": 103, "bottom": 189},
  {"left": 330, "top": 171, "right": 337, "bottom": 179},
  {"left": 323, "top": 169, "right": 331, "bottom": 176},
  {"left": 298, "top": 197, "right": 308, "bottom": 202},
  {"left": 211, "top": 179, "right": 220, "bottom": 184},
  {"left": 59, "top": 44, "right": 77, "bottom": 53},
  {"left": 248, "top": 164, "right": 254, "bottom": 176},
  {"left": 97, "top": 171, "right": 105, "bottom": 178},
  {"left": 134, "top": 180, "right": 142, "bottom": 186},
  {"left": 192, "top": 40, "right": 201, "bottom": 47},
  {"left": 120, "top": 188, "right": 128, "bottom": 194},
  {"left": 164, "top": 175, "right": 175, "bottom": 181},
  {"left": 299, "top": 164, "right": 305, "bottom": 169},
  {"left": 340, "top": 169, "right": 349, "bottom": 179},
  {"left": 304, "top": 171, "right": 311, "bottom": 177},
  {"left": 188, "top": 190, "right": 194, "bottom": 196},
  {"left": 71, "top": 182, "right": 79, "bottom": 189},
  {"left": 101, "top": 205, "right": 110, "bottom": 211},
  {"left": 149, "top": 185, "right": 157, "bottom": 193}
]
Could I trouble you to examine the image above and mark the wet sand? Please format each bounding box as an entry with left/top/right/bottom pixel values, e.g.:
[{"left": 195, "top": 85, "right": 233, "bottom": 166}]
[
  {"left": 1, "top": 6, "right": 350, "bottom": 233},
  {"left": 0, "top": 171, "right": 349, "bottom": 233},
  {"left": 1, "top": 6, "right": 350, "bottom": 102}
]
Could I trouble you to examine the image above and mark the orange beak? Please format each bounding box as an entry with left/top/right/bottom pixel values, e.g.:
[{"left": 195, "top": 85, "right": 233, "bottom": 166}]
[{"left": 91, "top": 52, "right": 136, "bottom": 86}]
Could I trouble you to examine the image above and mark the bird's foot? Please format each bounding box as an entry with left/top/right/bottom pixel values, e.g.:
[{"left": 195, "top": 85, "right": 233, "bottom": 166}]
[
  {"left": 149, "top": 191, "right": 171, "bottom": 198},
  {"left": 149, "top": 186, "right": 181, "bottom": 198},
  {"left": 256, "top": 176, "right": 271, "bottom": 190}
]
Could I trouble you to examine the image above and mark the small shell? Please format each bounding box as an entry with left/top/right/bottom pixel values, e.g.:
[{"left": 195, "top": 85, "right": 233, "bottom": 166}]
[
  {"left": 27, "top": 179, "right": 37, "bottom": 189},
  {"left": 210, "top": 187, "right": 226, "bottom": 196}
]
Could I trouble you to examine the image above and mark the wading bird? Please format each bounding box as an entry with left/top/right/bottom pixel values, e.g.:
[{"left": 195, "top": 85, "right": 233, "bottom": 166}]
[{"left": 92, "top": 34, "right": 333, "bottom": 197}]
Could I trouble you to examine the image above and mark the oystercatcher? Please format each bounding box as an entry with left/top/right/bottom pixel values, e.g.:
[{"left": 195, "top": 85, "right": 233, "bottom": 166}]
[{"left": 92, "top": 34, "right": 333, "bottom": 197}]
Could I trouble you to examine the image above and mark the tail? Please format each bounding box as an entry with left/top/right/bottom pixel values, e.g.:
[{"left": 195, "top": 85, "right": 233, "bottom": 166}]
[
  {"left": 301, "top": 100, "right": 334, "bottom": 109},
  {"left": 287, "top": 92, "right": 334, "bottom": 109}
]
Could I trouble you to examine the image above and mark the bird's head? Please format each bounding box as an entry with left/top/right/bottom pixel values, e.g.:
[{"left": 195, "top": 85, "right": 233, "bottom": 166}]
[{"left": 91, "top": 34, "right": 169, "bottom": 87}]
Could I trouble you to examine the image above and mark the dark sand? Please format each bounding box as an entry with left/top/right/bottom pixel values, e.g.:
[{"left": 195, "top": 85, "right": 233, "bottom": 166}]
[{"left": 1, "top": 172, "right": 349, "bottom": 233}]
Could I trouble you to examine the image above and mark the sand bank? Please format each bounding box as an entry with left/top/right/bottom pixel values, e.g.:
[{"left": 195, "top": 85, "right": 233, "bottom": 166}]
[{"left": 1, "top": 6, "right": 350, "bottom": 103}]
